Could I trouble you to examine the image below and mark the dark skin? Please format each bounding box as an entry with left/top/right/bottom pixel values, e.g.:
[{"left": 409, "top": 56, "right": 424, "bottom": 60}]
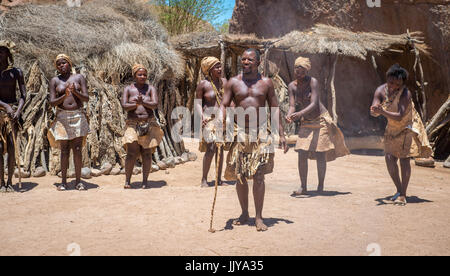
[
  {"left": 0, "top": 46, "right": 26, "bottom": 192},
  {"left": 122, "top": 68, "right": 158, "bottom": 189},
  {"left": 49, "top": 58, "right": 89, "bottom": 191},
  {"left": 195, "top": 63, "right": 228, "bottom": 188},
  {"left": 286, "top": 65, "right": 328, "bottom": 194},
  {"left": 220, "top": 50, "right": 287, "bottom": 231},
  {"left": 371, "top": 77, "right": 412, "bottom": 203}
]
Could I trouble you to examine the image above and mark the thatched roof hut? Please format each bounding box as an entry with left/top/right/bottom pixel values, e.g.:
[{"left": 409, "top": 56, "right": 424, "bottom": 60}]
[
  {"left": 172, "top": 24, "right": 431, "bottom": 136},
  {"left": 273, "top": 24, "right": 430, "bottom": 60},
  {"left": 0, "top": 0, "right": 184, "bottom": 82},
  {"left": 172, "top": 24, "right": 429, "bottom": 60},
  {"left": 0, "top": 0, "right": 189, "bottom": 176}
]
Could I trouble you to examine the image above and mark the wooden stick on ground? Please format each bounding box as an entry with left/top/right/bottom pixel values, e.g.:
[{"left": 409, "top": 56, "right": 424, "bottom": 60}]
[{"left": 209, "top": 143, "right": 223, "bottom": 233}]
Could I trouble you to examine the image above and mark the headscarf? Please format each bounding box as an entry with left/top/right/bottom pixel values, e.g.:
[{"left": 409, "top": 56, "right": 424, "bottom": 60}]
[
  {"left": 201, "top": 56, "right": 220, "bottom": 77},
  {"left": 294, "top": 56, "right": 311, "bottom": 71},
  {"left": 54, "top": 54, "right": 76, "bottom": 75},
  {"left": 132, "top": 64, "right": 147, "bottom": 77},
  {"left": 0, "top": 40, "right": 16, "bottom": 74}
]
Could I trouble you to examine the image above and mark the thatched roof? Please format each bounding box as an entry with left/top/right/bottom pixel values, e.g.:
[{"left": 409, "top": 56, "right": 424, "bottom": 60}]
[
  {"left": 170, "top": 31, "right": 221, "bottom": 58},
  {"left": 172, "top": 24, "right": 430, "bottom": 60},
  {"left": 274, "top": 24, "right": 430, "bottom": 60},
  {"left": 171, "top": 32, "right": 272, "bottom": 58},
  {"left": 0, "top": 0, "right": 184, "bottom": 82}
]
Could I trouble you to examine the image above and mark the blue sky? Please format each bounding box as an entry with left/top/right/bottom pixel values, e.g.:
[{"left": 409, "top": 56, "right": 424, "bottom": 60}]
[{"left": 211, "top": 0, "right": 235, "bottom": 26}]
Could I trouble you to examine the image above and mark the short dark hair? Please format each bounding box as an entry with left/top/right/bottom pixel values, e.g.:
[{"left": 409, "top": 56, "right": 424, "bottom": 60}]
[
  {"left": 244, "top": 48, "right": 261, "bottom": 61},
  {"left": 386, "top": 64, "right": 408, "bottom": 82}
]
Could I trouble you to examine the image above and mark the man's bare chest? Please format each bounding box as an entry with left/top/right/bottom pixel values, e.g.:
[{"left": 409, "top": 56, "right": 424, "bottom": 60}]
[{"left": 233, "top": 82, "right": 267, "bottom": 101}]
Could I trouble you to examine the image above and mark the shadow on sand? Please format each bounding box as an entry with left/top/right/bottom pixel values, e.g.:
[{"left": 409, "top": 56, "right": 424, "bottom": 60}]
[
  {"left": 205, "top": 181, "right": 236, "bottom": 187},
  {"left": 10, "top": 182, "right": 39, "bottom": 193},
  {"left": 53, "top": 180, "right": 99, "bottom": 191},
  {"left": 375, "top": 195, "right": 433, "bottom": 206},
  {"left": 223, "top": 217, "right": 294, "bottom": 231},
  {"left": 290, "top": 190, "right": 352, "bottom": 199},
  {"left": 129, "top": 180, "right": 167, "bottom": 189}
]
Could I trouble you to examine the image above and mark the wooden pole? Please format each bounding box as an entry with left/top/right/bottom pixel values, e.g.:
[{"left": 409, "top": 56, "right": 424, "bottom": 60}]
[
  {"left": 220, "top": 40, "right": 226, "bottom": 79},
  {"left": 263, "top": 46, "right": 270, "bottom": 77},
  {"left": 187, "top": 59, "right": 201, "bottom": 112},
  {"left": 370, "top": 55, "right": 384, "bottom": 84},
  {"left": 426, "top": 97, "right": 450, "bottom": 135},
  {"left": 409, "top": 29, "right": 427, "bottom": 121},
  {"left": 330, "top": 55, "right": 339, "bottom": 124},
  {"left": 209, "top": 143, "right": 223, "bottom": 233},
  {"left": 231, "top": 51, "right": 238, "bottom": 77},
  {"left": 284, "top": 51, "right": 293, "bottom": 82}
]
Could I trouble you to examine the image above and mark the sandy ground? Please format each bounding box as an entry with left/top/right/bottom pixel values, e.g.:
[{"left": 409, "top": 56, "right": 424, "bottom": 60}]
[{"left": 0, "top": 139, "right": 449, "bottom": 256}]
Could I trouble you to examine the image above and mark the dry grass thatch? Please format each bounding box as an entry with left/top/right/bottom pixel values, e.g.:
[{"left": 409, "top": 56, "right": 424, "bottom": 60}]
[
  {"left": 170, "top": 31, "right": 221, "bottom": 58},
  {"left": 0, "top": 0, "right": 190, "bottom": 175},
  {"left": 172, "top": 24, "right": 430, "bottom": 61},
  {"left": 0, "top": 0, "right": 184, "bottom": 81},
  {"left": 274, "top": 24, "right": 430, "bottom": 60}
]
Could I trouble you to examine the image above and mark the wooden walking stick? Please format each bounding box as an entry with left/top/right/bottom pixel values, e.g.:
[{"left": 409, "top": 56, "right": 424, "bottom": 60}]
[
  {"left": 209, "top": 143, "right": 223, "bottom": 233},
  {"left": 8, "top": 119, "right": 22, "bottom": 190}
]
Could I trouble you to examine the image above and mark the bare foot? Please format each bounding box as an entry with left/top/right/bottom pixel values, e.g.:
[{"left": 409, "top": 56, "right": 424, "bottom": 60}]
[
  {"left": 232, "top": 212, "right": 249, "bottom": 226},
  {"left": 76, "top": 183, "right": 87, "bottom": 191},
  {"left": 5, "top": 184, "right": 15, "bottom": 193},
  {"left": 394, "top": 196, "right": 407, "bottom": 206},
  {"left": 317, "top": 184, "right": 324, "bottom": 193},
  {"left": 124, "top": 182, "right": 132, "bottom": 189},
  {"left": 255, "top": 218, "right": 268, "bottom": 232},
  {"left": 390, "top": 192, "right": 401, "bottom": 201},
  {"left": 201, "top": 179, "right": 209, "bottom": 188},
  {"left": 292, "top": 187, "right": 308, "bottom": 196},
  {"left": 57, "top": 183, "right": 67, "bottom": 191},
  {"left": 142, "top": 182, "right": 148, "bottom": 189}
]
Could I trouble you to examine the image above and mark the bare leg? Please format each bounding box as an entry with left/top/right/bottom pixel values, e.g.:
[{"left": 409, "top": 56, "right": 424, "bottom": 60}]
[
  {"left": 294, "top": 150, "right": 309, "bottom": 195},
  {"left": 125, "top": 142, "right": 140, "bottom": 189},
  {"left": 141, "top": 148, "right": 153, "bottom": 189},
  {"left": 71, "top": 137, "right": 85, "bottom": 190},
  {"left": 399, "top": 158, "right": 411, "bottom": 203},
  {"left": 233, "top": 177, "right": 249, "bottom": 225},
  {"left": 201, "top": 143, "right": 215, "bottom": 187},
  {"left": 216, "top": 146, "right": 225, "bottom": 186},
  {"left": 253, "top": 170, "right": 267, "bottom": 231},
  {"left": 6, "top": 135, "right": 15, "bottom": 192},
  {"left": 0, "top": 142, "right": 5, "bottom": 193},
  {"left": 316, "top": 152, "right": 326, "bottom": 192},
  {"left": 59, "top": 141, "right": 70, "bottom": 191},
  {"left": 385, "top": 154, "right": 402, "bottom": 198}
]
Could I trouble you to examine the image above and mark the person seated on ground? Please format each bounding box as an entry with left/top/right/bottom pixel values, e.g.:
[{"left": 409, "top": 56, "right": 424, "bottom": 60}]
[
  {"left": 0, "top": 40, "right": 26, "bottom": 193},
  {"left": 286, "top": 57, "right": 349, "bottom": 196},
  {"left": 121, "top": 64, "right": 163, "bottom": 190},
  {"left": 370, "top": 64, "right": 432, "bottom": 206},
  {"left": 48, "top": 54, "right": 90, "bottom": 191},
  {"left": 195, "top": 57, "right": 228, "bottom": 188}
]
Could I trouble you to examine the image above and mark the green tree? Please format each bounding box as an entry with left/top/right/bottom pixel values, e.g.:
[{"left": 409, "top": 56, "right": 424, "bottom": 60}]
[
  {"left": 152, "top": 0, "right": 225, "bottom": 35},
  {"left": 216, "top": 19, "right": 229, "bottom": 34}
]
